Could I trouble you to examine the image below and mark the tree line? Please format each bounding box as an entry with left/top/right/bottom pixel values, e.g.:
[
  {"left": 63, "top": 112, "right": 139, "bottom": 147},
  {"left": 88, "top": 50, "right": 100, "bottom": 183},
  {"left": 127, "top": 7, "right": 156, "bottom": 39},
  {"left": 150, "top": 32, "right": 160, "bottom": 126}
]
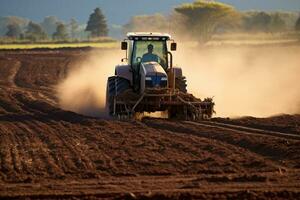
[
  {"left": 2, "top": 7, "right": 108, "bottom": 42},
  {"left": 1, "top": 0, "right": 300, "bottom": 43},
  {"left": 124, "top": 0, "right": 300, "bottom": 43}
]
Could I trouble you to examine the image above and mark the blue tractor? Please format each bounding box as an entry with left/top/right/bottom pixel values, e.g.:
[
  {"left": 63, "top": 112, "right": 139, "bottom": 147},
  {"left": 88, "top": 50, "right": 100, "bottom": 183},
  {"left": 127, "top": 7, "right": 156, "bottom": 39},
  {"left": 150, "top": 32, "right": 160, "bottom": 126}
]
[{"left": 106, "top": 32, "right": 214, "bottom": 120}]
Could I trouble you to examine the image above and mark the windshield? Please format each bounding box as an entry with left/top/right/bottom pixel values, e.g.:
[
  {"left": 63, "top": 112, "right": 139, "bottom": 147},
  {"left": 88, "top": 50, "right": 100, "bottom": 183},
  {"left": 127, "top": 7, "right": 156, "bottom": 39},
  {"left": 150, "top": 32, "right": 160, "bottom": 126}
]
[{"left": 132, "top": 40, "right": 168, "bottom": 70}]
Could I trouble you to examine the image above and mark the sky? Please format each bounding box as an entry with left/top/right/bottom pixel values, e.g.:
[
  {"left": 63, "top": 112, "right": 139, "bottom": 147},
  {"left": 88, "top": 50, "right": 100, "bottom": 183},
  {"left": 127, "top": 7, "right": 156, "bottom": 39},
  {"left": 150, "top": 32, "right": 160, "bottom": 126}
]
[{"left": 0, "top": 0, "right": 299, "bottom": 25}]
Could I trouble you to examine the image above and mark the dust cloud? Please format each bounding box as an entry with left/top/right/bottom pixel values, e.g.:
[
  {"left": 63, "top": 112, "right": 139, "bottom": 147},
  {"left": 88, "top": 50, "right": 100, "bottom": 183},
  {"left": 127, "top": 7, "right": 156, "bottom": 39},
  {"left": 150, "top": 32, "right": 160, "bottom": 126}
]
[
  {"left": 57, "top": 43, "right": 300, "bottom": 118},
  {"left": 56, "top": 50, "right": 122, "bottom": 117},
  {"left": 174, "top": 44, "right": 300, "bottom": 117}
]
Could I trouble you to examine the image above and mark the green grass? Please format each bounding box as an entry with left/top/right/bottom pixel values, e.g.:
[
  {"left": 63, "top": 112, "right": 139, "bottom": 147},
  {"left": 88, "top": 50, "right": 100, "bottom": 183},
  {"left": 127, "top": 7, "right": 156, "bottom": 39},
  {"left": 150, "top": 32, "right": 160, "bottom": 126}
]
[{"left": 0, "top": 42, "right": 118, "bottom": 50}]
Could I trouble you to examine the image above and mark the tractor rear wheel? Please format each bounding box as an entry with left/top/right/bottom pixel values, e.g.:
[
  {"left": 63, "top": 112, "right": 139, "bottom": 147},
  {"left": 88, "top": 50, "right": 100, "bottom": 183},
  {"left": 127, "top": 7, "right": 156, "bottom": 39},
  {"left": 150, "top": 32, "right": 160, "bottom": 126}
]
[{"left": 116, "top": 76, "right": 130, "bottom": 95}]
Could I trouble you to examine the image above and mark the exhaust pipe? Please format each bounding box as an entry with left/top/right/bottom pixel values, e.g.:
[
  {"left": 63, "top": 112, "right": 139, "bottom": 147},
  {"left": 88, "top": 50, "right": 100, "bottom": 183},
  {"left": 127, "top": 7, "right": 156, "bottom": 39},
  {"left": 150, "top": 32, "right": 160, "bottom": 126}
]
[{"left": 167, "top": 51, "right": 175, "bottom": 92}]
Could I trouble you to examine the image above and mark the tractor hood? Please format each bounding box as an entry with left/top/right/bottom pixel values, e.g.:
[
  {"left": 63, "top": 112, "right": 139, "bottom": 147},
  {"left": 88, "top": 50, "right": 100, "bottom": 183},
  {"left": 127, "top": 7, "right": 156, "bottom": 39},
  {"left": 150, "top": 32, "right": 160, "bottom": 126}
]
[
  {"left": 141, "top": 62, "right": 167, "bottom": 77},
  {"left": 141, "top": 62, "right": 168, "bottom": 89}
]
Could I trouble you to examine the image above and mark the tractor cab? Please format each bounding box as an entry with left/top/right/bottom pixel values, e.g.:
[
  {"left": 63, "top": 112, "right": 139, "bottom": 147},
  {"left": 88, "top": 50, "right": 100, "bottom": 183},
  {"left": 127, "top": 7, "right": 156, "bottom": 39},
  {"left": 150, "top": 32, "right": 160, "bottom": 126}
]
[{"left": 121, "top": 32, "right": 177, "bottom": 91}]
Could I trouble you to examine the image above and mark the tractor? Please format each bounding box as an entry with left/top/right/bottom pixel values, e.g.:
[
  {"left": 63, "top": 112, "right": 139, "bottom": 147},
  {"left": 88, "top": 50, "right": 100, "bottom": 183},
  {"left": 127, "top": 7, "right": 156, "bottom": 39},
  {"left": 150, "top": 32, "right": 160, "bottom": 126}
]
[{"left": 106, "top": 32, "right": 214, "bottom": 120}]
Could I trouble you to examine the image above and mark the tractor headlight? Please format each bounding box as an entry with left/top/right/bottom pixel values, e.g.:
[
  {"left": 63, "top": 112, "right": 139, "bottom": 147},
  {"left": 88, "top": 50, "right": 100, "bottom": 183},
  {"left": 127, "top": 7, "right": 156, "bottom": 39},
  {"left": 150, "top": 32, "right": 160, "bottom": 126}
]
[
  {"left": 145, "top": 76, "right": 152, "bottom": 87},
  {"left": 160, "top": 76, "right": 168, "bottom": 87}
]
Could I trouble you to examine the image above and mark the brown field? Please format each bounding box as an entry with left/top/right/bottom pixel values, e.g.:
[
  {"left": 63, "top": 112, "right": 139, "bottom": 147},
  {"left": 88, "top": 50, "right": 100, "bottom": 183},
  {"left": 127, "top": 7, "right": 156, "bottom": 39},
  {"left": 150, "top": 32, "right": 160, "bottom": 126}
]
[{"left": 0, "top": 48, "right": 300, "bottom": 199}]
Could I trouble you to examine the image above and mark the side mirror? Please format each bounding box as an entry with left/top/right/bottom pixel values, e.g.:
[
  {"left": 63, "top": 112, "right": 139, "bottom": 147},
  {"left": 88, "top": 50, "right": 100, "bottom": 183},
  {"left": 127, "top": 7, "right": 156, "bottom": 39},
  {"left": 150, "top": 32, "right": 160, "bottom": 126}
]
[
  {"left": 171, "top": 42, "right": 177, "bottom": 51},
  {"left": 121, "top": 41, "right": 127, "bottom": 50}
]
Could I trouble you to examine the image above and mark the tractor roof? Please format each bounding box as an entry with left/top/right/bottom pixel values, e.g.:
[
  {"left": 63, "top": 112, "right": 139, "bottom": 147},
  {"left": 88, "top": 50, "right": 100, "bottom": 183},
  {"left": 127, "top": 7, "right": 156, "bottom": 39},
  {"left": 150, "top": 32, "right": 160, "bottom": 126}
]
[{"left": 126, "top": 32, "right": 172, "bottom": 41}]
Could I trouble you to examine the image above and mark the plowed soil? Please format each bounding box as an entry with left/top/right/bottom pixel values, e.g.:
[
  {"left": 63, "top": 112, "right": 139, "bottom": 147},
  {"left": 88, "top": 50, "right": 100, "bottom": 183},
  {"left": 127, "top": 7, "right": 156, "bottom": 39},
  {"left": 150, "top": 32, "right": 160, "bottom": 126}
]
[{"left": 0, "top": 49, "right": 299, "bottom": 200}]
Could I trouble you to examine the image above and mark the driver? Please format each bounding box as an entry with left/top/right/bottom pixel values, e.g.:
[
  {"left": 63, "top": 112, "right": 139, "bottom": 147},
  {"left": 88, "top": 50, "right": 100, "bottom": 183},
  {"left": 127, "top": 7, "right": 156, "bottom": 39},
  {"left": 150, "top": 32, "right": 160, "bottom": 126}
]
[{"left": 141, "top": 44, "right": 159, "bottom": 63}]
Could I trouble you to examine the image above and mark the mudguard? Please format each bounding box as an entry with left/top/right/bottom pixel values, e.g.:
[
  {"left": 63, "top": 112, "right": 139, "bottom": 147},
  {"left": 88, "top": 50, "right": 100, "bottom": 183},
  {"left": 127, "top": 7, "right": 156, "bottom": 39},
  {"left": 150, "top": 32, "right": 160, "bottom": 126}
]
[{"left": 115, "top": 65, "right": 132, "bottom": 85}]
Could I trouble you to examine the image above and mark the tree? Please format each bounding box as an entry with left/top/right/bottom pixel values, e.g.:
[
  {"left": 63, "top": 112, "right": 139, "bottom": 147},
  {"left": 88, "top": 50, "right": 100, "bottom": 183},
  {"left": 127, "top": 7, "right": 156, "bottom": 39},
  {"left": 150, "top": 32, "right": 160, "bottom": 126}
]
[
  {"left": 52, "top": 23, "right": 69, "bottom": 40},
  {"left": 242, "top": 12, "right": 272, "bottom": 32},
  {"left": 242, "top": 11, "right": 294, "bottom": 33},
  {"left": 0, "top": 16, "right": 29, "bottom": 36},
  {"left": 6, "top": 23, "right": 22, "bottom": 38},
  {"left": 252, "top": 12, "right": 272, "bottom": 32},
  {"left": 40, "top": 16, "right": 61, "bottom": 35},
  {"left": 296, "top": 16, "right": 300, "bottom": 31},
  {"left": 269, "top": 13, "right": 286, "bottom": 33},
  {"left": 25, "top": 21, "right": 47, "bottom": 41},
  {"left": 85, "top": 7, "right": 108, "bottom": 37},
  {"left": 175, "top": 0, "right": 240, "bottom": 43},
  {"left": 123, "top": 14, "right": 169, "bottom": 33},
  {"left": 70, "top": 18, "right": 79, "bottom": 39}
]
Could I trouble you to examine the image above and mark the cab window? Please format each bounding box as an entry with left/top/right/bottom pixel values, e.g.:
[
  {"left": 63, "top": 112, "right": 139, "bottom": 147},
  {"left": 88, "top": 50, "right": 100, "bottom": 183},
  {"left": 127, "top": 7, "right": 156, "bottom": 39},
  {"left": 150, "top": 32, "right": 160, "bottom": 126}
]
[{"left": 132, "top": 41, "right": 167, "bottom": 70}]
